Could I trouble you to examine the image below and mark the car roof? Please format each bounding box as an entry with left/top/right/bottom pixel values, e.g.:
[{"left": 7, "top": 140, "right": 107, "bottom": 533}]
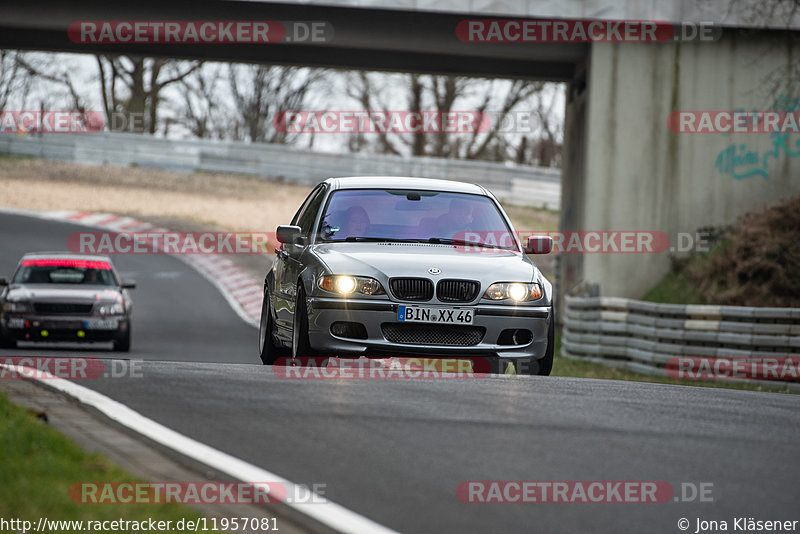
[
  {"left": 324, "top": 176, "right": 488, "bottom": 195},
  {"left": 20, "top": 252, "right": 114, "bottom": 263}
]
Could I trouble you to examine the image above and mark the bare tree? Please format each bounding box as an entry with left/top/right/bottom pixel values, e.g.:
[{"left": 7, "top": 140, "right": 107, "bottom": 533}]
[
  {"left": 95, "top": 56, "right": 202, "bottom": 134},
  {"left": 461, "top": 78, "right": 546, "bottom": 161},
  {"left": 345, "top": 72, "right": 556, "bottom": 164},
  {"left": 512, "top": 87, "right": 563, "bottom": 167},
  {"left": 14, "top": 53, "right": 88, "bottom": 114},
  {"left": 0, "top": 51, "right": 33, "bottom": 113},
  {"left": 172, "top": 64, "right": 233, "bottom": 139},
  {"left": 344, "top": 71, "right": 404, "bottom": 155},
  {"left": 228, "top": 64, "right": 327, "bottom": 144}
]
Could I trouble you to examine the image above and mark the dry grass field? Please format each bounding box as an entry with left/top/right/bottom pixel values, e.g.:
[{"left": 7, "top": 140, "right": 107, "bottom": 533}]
[
  {"left": 0, "top": 156, "right": 559, "bottom": 278},
  {"left": 0, "top": 157, "right": 313, "bottom": 232},
  {"left": 0, "top": 156, "right": 559, "bottom": 233}
]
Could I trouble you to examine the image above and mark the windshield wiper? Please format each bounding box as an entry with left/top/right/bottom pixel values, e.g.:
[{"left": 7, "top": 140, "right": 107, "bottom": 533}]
[
  {"left": 342, "top": 237, "right": 424, "bottom": 243},
  {"left": 426, "top": 237, "right": 506, "bottom": 250}
]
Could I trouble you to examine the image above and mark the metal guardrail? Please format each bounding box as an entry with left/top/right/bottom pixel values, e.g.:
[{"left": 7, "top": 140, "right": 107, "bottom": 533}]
[
  {"left": 562, "top": 296, "right": 800, "bottom": 391},
  {"left": 0, "top": 132, "right": 561, "bottom": 209}
]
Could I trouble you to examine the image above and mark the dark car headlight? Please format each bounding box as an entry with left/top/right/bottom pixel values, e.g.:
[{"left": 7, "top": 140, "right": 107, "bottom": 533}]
[
  {"left": 483, "top": 282, "right": 543, "bottom": 302},
  {"left": 95, "top": 302, "right": 125, "bottom": 316},
  {"left": 2, "top": 301, "right": 31, "bottom": 313},
  {"left": 318, "top": 275, "right": 385, "bottom": 296}
]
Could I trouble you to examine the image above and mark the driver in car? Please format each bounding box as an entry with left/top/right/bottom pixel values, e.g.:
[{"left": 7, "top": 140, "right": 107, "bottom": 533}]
[{"left": 341, "top": 206, "right": 371, "bottom": 238}]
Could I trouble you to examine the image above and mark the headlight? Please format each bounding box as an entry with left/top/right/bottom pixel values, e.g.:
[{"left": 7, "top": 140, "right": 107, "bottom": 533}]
[
  {"left": 2, "top": 301, "right": 31, "bottom": 313},
  {"left": 483, "top": 282, "right": 543, "bottom": 302},
  {"left": 318, "top": 275, "right": 385, "bottom": 296},
  {"left": 95, "top": 302, "right": 125, "bottom": 316}
]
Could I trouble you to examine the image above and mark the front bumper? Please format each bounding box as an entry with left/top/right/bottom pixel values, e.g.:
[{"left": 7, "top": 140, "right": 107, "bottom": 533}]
[
  {"left": 0, "top": 314, "right": 129, "bottom": 342},
  {"left": 306, "top": 297, "right": 551, "bottom": 360}
]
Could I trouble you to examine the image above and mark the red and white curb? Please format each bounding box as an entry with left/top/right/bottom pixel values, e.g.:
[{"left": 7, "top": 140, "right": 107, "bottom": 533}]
[{"left": 1, "top": 208, "right": 262, "bottom": 328}]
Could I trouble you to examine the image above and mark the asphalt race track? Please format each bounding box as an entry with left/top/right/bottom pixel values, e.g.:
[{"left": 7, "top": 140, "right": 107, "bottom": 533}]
[{"left": 2, "top": 212, "right": 799, "bottom": 533}]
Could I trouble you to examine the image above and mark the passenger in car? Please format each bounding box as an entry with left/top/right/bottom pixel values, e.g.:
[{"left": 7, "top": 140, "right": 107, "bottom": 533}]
[{"left": 434, "top": 198, "right": 473, "bottom": 237}]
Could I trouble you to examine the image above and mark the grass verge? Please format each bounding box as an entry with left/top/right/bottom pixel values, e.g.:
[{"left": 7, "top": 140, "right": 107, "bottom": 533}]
[
  {"left": 642, "top": 269, "right": 705, "bottom": 305},
  {"left": 0, "top": 389, "right": 212, "bottom": 527}
]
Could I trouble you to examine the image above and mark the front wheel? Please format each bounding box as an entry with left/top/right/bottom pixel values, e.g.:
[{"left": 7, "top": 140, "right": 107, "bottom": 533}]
[
  {"left": 537, "top": 317, "right": 554, "bottom": 376},
  {"left": 0, "top": 331, "right": 17, "bottom": 349},
  {"left": 259, "top": 289, "right": 289, "bottom": 365},
  {"left": 113, "top": 327, "right": 131, "bottom": 352}
]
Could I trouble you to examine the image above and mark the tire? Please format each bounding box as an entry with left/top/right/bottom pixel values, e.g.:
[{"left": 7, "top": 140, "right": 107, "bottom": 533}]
[
  {"left": 113, "top": 327, "right": 131, "bottom": 352},
  {"left": 536, "top": 317, "right": 554, "bottom": 376},
  {"left": 0, "top": 331, "right": 16, "bottom": 349},
  {"left": 259, "top": 289, "right": 289, "bottom": 365},
  {"left": 292, "top": 284, "right": 313, "bottom": 358}
]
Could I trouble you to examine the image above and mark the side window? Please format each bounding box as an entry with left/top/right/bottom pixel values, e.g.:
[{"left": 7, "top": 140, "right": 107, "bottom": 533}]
[
  {"left": 294, "top": 186, "right": 327, "bottom": 235},
  {"left": 291, "top": 187, "right": 317, "bottom": 226}
]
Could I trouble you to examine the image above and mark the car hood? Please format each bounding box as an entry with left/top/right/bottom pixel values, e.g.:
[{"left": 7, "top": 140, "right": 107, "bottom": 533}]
[
  {"left": 4, "top": 285, "right": 123, "bottom": 303},
  {"left": 312, "top": 242, "right": 540, "bottom": 283}
]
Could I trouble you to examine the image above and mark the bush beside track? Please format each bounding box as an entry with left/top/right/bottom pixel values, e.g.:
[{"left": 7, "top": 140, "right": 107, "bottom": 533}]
[{"left": 646, "top": 194, "right": 800, "bottom": 307}]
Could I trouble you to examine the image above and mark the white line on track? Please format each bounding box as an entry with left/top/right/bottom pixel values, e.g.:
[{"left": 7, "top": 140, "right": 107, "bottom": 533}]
[
  {"left": 0, "top": 363, "right": 399, "bottom": 534},
  {"left": 0, "top": 209, "right": 404, "bottom": 531}
]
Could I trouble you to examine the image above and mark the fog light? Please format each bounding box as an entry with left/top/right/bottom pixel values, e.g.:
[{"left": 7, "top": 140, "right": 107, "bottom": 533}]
[
  {"left": 330, "top": 321, "right": 368, "bottom": 339},
  {"left": 497, "top": 329, "right": 533, "bottom": 346}
]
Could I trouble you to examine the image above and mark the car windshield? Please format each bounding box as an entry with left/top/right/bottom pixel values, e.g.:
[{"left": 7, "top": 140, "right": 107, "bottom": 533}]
[
  {"left": 13, "top": 258, "right": 118, "bottom": 286},
  {"left": 317, "top": 189, "right": 517, "bottom": 250}
]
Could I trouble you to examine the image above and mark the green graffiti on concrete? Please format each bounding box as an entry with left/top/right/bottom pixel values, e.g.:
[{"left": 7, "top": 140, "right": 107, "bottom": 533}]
[{"left": 714, "top": 95, "right": 800, "bottom": 180}]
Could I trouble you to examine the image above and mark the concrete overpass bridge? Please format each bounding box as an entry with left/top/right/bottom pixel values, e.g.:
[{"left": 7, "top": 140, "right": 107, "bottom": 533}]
[{"left": 3, "top": 0, "right": 799, "bottom": 302}]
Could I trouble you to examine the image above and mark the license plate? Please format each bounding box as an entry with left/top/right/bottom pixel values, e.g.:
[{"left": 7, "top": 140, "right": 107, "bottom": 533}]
[
  {"left": 7, "top": 318, "right": 24, "bottom": 328},
  {"left": 84, "top": 319, "right": 119, "bottom": 330},
  {"left": 398, "top": 306, "right": 474, "bottom": 325}
]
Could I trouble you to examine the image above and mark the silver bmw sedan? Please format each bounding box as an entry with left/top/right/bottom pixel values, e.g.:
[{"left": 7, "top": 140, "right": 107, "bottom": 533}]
[{"left": 259, "top": 176, "right": 554, "bottom": 375}]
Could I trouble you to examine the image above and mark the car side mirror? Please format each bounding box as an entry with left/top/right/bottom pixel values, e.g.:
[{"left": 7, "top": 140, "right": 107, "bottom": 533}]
[
  {"left": 276, "top": 225, "right": 303, "bottom": 245},
  {"left": 121, "top": 280, "right": 136, "bottom": 289},
  {"left": 0, "top": 278, "right": 8, "bottom": 286},
  {"left": 524, "top": 236, "right": 553, "bottom": 254}
]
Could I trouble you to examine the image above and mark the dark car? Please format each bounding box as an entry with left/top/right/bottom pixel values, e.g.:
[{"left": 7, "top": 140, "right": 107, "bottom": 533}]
[
  {"left": 259, "top": 176, "right": 554, "bottom": 374},
  {"left": 0, "top": 252, "right": 135, "bottom": 351}
]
